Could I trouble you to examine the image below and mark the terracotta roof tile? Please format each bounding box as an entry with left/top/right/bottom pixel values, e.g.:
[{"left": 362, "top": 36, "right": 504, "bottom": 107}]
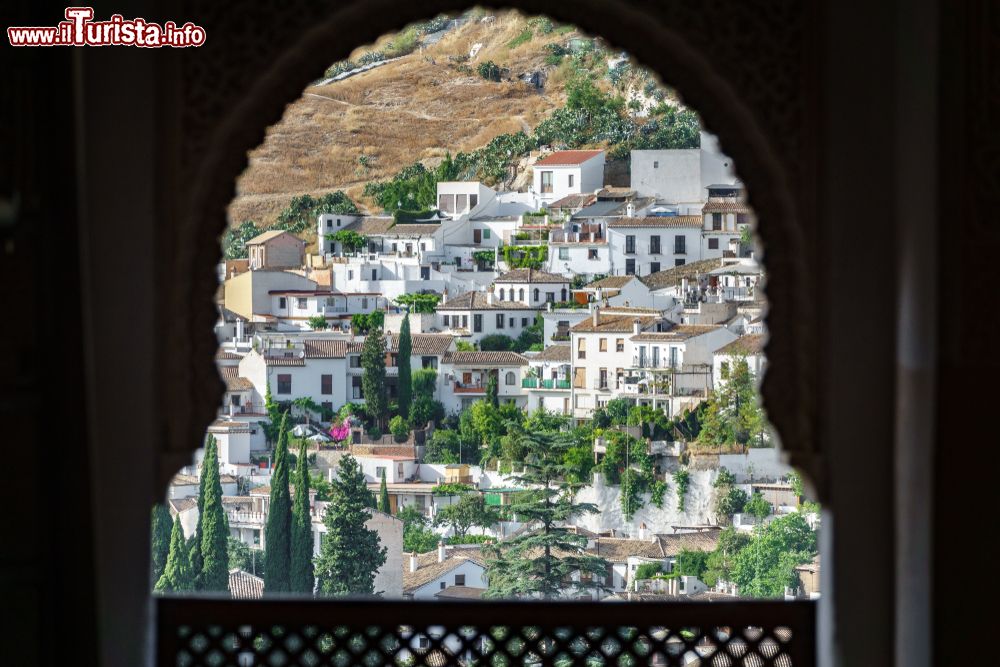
[
  {"left": 495, "top": 268, "right": 570, "bottom": 284},
  {"left": 534, "top": 149, "right": 604, "bottom": 166},
  {"left": 639, "top": 258, "right": 725, "bottom": 290},
  {"left": 534, "top": 344, "right": 571, "bottom": 362},
  {"left": 716, "top": 333, "right": 767, "bottom": 355},
  {"left": 571, "top": 314, "right": 656, "bottom": 334},
  {"left": 630, "top": 325, "right": 723, "bottom": 342},
  {"left": 342, "top": 216, "right": 396, "bottom": 235},
  {"left": 702, "top": 198, "right": 752, "bottom": 214},
  {"left": 444, "top": 351, "right": 529, "bottom": 367},
  {"left": 403, "top": 547, "right": 487, "bottom": 593},
  {"left": 607, "top": 216, "right": 703, "bottom": 228},
  {"left": 437, "top": 291, "right": 536, "bottom": 311},
  {"left": 229, "top": 569, "right": 264, "bottom": 599},
  {"left": 219, "top": 366, "right": 253, "bottom": 391},
  {"left": 246, "top": 229, "right": 303, "bottom": 245}
]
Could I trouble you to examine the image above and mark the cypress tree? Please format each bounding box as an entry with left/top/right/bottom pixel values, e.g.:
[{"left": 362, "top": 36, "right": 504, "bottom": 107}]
[
  {"left": 486, "top": 372, "right": 499, "bottom": 408},
  {"left": 155, "top": 515, "right": 194, "bottom": 593},
  {"left": 150, "top": 503, "right": 173, "bottom": 587},
  {"left": 290, "top": 440, "right": 315, "bottom": 594},
  {"left": 397, "top": 313, "right": 412, "bottom": 421},
  {"left": 264, "top": 413, "right": 292, "bottom": 593},
  {"left": 189, "top": 439, "right": 210, "bottom": 589},
  {"left": 315, "top": 455, "right": 387, "bottom": 596},
  {"left": 361, "top": 328, "right": 388, "bottom": 429},
  {"left": 199, "top": 434, "right": 230, "bottom": 591},
  {"left": 378, "top": 470, "right": 390, "bottom": 514}
]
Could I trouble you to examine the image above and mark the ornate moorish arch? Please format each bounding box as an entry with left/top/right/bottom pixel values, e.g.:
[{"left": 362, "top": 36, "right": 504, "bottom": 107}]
[{"left": 157, "top": 0, "right": 820, "bottom": 498}]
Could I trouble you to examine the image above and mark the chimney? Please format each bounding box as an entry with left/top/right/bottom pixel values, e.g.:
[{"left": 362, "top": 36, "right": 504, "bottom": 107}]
[
  {"left": 638, "top": 522, "right": 648, "bottom": 541},
  {"left": 592, "top": 306, "right": 600, "bottom": 327},
  {"left": 409, "top": 552, "right": 419, "bottom": 573},
  {"left": 632, "top": 318, "right": 641, "bottom": 335},
  {"left": 441, "top": 287, "right": 448, "bottom": 305},
  {"left": 626, "top": 202, "right": 635, "bottom": 218},
  {"left": 595, "top": 287, "right": 603, "bottom": 302},
  {"left": 487, "top": 290, "right": 495, "bottom": 305},
  {"left": 437, "top": 541, "right": 447, "bottom": 563}
]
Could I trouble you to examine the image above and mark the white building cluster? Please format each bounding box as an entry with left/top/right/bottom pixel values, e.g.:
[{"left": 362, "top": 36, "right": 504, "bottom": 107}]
[{"left": 173, "top": 134, "right": 796, "bottom": 600}]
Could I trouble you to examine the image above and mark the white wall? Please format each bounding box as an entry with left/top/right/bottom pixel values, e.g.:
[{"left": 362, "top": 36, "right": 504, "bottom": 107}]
[
  {"left": 532, "top": 154, "right": 605, "bottom": 205},
  {"left": 607, "top": 226, "right": 703, "bottom": 277},
  {"left": 317, "top": 213, "right": 363, "bottom": 253}
]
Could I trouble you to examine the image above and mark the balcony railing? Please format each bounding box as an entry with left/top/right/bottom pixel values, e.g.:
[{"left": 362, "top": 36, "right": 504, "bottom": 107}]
[
  {"left": 453, "top": 381, "right": 485, "bottom": 394},
  {"left": 157, "top": 598, "right": 816, "bottom": 666},
  {"left": 523, "top": 378, "right": 571, "bottom": 390}
]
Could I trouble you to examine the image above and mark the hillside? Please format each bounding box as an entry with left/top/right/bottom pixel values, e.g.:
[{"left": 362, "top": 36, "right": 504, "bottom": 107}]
[{"left": 226, "top": 10, "right": 691, "bottom": 249}]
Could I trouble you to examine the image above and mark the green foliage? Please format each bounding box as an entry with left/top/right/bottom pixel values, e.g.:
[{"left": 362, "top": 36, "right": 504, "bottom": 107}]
[
  {"left": 455, "top": 340, "right": 476, "bottom": 352},
  {"left": 787, "top": 470, "right": 804, "bottom": 498},
  {"left": 395, "top": 293, "right": 440, "bottom": 313},
  {"left": 745, "top": 492, "right": 773, "bottom": 520},
  {"left": 424, "top": 429, "right": 461, "bottom": 464},
  {"left": 604, "top": 398, "right": 632, "bottom": 425},
  {"left": 598, "top": 432, "right": 650, "bottom": 486},
  {"left": 398, "top": 506, "right": 439, "bottom": 554},
  {"left": 634, "top": 562, "right": 664, "bottom": 581},
  {"left": 675, "top": 549, "right": 710, "bottom": 579},
  {"left": 731, "top": 513, "right": 817, "bottom": 597},
  {"left": 673, "top": 468, "right": 691, "bottom": 512},
  {"left": 291, "top": 396, "right": 321, "bottom": 424},
  {"left": 484, "top": 432, "right": 609, "bottom": 599},
  {"left": 513, "top": 313, "right": 544, "bottom": 353},
  {"left": 150, "top": 503, "right": 173, "bottom": 587},
  {"left": 478, "top": 334, "right": 515, "bottom": 351},
  {"left": 351, "top": 310, "right": 385, "bottom": 335},
  {"left": 432, "top": 482, "right": 476, "bottom": 496},
  {"left": 507, "top": 28, "right": 533, "bottom": 48},
  {"left": 228, "top": 537, "right": 266, "bottom": 577},
  {"left": 264, "top": 415, "right": 292, "bottom": 593},
  {"left": 486, "top": 373, "right": 499, "bottom": 408},
  {"left": 310, "top": 472, "right": 333, "bottom": 501},
  {"left": 364, "top": 156, "right": 461, "bottom": 214},
  {"left": 389, "top": 415, "right": 409, "bottom": 443},
  {"left": 361, "top": 330, "right": 388, "bottom": 428},
  {"left": 477, "top": 60, "right": 502, "bottom": 82},
  {"left": 702, "top": 527, "right": 751, "bottom": 587},
  {"left": 306, "top": 315, "right": 328, "bottom": 330},
  {"left": 620, "top": 468, "right": 643, "bottom": 521},
  {"left": 411, "top": 368, "right": 438, "bottom": 395},
  {"left": 222, "top": 220, "right": 263, "bottom": 260},
  {"left": 397, "top": 314, "right": 412, "bottom": 419},
  {"left": 197, "top": 434, "right": 230, "bottom": 592},
  {"left": 501, "top": 244, "right": 547, "bottom": 269},
  {"left": 315, "top": 455, "right": 387, "bottom": 596},
  {"left": 714, "top": 467, "right": 737, "bottom": 487},
  {"left": 377, "top": 471, "right": 390, "bottom": 514},
  {"left": 384, "top": 25, "right": 419, "bottom": 57},
  {"left": 290, "top": 441, "right": 315, "bottom": 594},
  {"left": 699, "top": 356, "right": 767, "bottom": 447},
  {"left": 472, "top": 250, "right": 496, "bottom": 266},
  {"left": 326, "top": 229, "right": 367, "bottom": 254},
  {"left": 409, "top": 395, "right": 444, "bottom": 429},
  {"left": 650, "top": 480, "right": 668, "bottom": 509},
  {"left": 278, "top": 192, "right": 359, "bottom": 234},
  {"left": 715, "top": 486, "right": 749, "bottom": 518},
  {"left": 434, "top": 493, "right": 499, "bottom": 538},
  {"left": 155, "top": 516, "right": 194, "bottom": 593}
]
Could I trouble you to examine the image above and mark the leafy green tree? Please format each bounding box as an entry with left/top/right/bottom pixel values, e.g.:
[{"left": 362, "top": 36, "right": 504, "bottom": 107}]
[
  {"left": 702, "top": 527, "right": 751, "bottom": 588},
  {"left": 222, "top": 220, "right": 263, "bottom": 259},
  {"left": 397, "top": 313, "right": 412, "bottom": 420},
  {"left": 198, "top": 434, "right": 230, "bottom": 592},
  {"left": 361, "top": 329, "right": 388, "bottom": 429},
  {"left": 398, "top": 506, "right": 439, "bottom": 553},
  {"left": 263, "top": 383, "right": 282, "bottom": 445},
  {"left": 484, "top": 432, "right": 608, "bottom": 599},
  {"left": 326, "top": 230, "right": 367, "bottom": 254},
  {"left": 485, "top": 372, "right": 499, "bottom": 408},
  {"left": 394, "top": 293, "right": 440, "bottom": 313},
  {"left": 150, "top": 503, "right": 173, "bottom": 587},
  {"left": 478, "top": 334, "right": 514, "bottom": 351},
  {"left": 228, "top": 537, "right": 267, "bottom": 577},
  {"left": 307, "top": 315, "right": 328, "bottom": 330},
  {"left": 155, "top": 516, "right": 195, "bottom": 593},
  {"left": 675, "top": 549, "right": 710, "bottom": 579},
  {"left": 424, "top": 429, "right": 461, "bottom": 464},
  {"left": 745, "top": 492, "right": 773, "bottom": 520},
  {"left": 715, "top": 486, "right": 749, "bottom": 519},
  {"left": 389, "top": 415, "right": 409, "bottom": 443},
  {"left": 513, "top": 314, "right": 544, "bottom": 352},
  {"left": 434, "top": 493, "right": 499, "bottom": 538},
  {"left": 604, "top": 398, "right": 632, "bottom": 425},
  {"left": 698, "top": 356, "right": 767, "bottom": 447},
  {"left": 731, "top": 513, "right": 817, "bottom": 597},
  {"left": 290, "top": 440, "right": 315, "bottom": 594},
  {"left": 292, "top": 396, "right": 321, "bottom": 425},
  {"left": 634, "top": 562, "right": 664, "bottom": 581},
  {"left": 264, "top": 414, "right": 292, "bottom": 593},
  {"left": 315, "top": 456, "right": 387, "bottom": 596},
  {"left": 377, "top": 470, "right": 390, "bottom": 514}
]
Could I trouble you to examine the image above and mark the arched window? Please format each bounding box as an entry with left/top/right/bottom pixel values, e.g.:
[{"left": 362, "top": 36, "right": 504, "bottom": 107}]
[
  {"left": 499, "top": 288, "right": 505, "bottom": 301},
  {"left": 561, "top": 288, "right": 567, "bottom": 302},
  {"left": 533, "top": 288, "right": 540, "bottom": 302},
  {"left": 519, "top": 288, "right": 525, "bottom": 302},
  {"left": 505, "top": 371, "right": 516, "bottom": 386}
]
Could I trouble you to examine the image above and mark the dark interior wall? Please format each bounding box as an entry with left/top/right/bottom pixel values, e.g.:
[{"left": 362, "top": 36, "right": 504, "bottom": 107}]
[{"left": 0, "top": 1, "right": 96, "bottom": 664}]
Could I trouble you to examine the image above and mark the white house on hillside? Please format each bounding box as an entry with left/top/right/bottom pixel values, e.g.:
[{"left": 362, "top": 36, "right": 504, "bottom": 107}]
[
  {"left": 607, "top": 215, "right": 705, "bottom": 277},
  {"left": 532, "top": 150, "right": 605, "bottom": 205}
]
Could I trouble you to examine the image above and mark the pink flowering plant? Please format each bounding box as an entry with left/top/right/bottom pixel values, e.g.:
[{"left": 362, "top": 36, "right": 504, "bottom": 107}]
[{"left": 329, "top": 418, "right": 351, "bottom": 443}]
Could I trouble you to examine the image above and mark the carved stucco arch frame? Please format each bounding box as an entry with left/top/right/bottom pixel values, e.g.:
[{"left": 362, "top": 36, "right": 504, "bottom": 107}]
[{"left": 161, "top": 0, "right": 817, "bottom": 498}]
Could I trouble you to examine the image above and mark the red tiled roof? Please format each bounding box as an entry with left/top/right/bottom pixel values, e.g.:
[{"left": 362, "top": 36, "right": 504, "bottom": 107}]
[{"left": 534, "top": 149, "right": 604, "bottom": 166}]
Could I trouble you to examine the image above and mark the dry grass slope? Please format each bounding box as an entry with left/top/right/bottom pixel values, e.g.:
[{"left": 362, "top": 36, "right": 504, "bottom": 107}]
[{"left": 228, "top": 12, "right": 582, "bottom": 228}]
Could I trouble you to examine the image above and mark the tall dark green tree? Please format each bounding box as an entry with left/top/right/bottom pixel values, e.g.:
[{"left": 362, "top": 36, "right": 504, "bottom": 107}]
[
  {"left": 486, "top": 372, "right": 499, "bottom": 408},
  {"left": 155, "top": 515, "right": 194, "bottom": 593},
  {"left": 197, "top": 433, "right": 230, "bottom": 592},
  {"left": 315, "top": 455, "right": 387, "bottom": 596},
  {"left": 378, "top": 470, "right": 390, "bottom": 514},
  {"left": 150, "top": 503, "right": 173, "bottom": 587},
  {"left": 397, "top": 313, "right": 412, "bottom": 421},
  {"left": 361, "top": 328, "right": 388, "bottom": 429},
  {"left": 265, "top": 414, "right": 292, "bottom": 593},
  {"left": 699, "top": 356, "right": 767, "bottom": 447},
  {"left": 290, "top": 440, "right": 315, "bottom": 594},
  {"left": 484, "top": 432, "right": 608, "bottom": 599}
]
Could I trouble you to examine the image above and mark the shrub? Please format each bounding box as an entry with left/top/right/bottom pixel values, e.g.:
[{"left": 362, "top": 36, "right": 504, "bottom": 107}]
[
  {"left": 477, "top": 60, "right": 502, "bottom": 82},
  {"left": 634, "top": 562, "right": 663, "bottom": 580},
  {"left": 389, "top": 415, "right": 409, "bottom": 443},
  {"left": 367, "top": 426, "right": 382, "bottom": 440},
  {"left": 478, "top": 334, "right": 514, "bottom": 351},
  {"left": 307, "top": 315, "right": 328, "bottom": 330},
  {"left": 507, "top": 28, "right": 533, "bottom": 48},
  {"left": 673, "top": 468, "right": 691, "bottom": 512}
]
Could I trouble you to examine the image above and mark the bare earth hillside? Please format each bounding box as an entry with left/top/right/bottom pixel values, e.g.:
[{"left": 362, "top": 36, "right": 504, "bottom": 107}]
[{"left": 228, "top": 12, "right": 583, "bottom": 227}]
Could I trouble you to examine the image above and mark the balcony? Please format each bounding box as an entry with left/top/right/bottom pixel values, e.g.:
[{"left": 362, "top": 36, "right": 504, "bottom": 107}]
[
  {"left": 158, "top": 598, "right": 816, "bottom": 666},
  {"left": 453, "top": 381, "right": 485, "bottom": 394},
  {"left": 632, "top": 357, "right": 679, "bottom": 370},
  {"left": 523, "top": 377, "right": 571, "bottom": 390},
  {"left": 550, "top": 230, "right": 605, "bottom": 244}
]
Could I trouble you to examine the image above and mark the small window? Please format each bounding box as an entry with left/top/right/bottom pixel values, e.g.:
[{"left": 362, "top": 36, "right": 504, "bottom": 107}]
[
  {"left": 712, "top": 213, "right": 723, "bottom": 230},
  {"left": 470, "top": 194, "right": 479, "bottom": 209},
  {"left": 349, "top": 355, "right": 361, "bottom": 368},
  {"left": 348, "top": 270, "right": 353, "bottom": 280},
  {"left": 568, "top": 174, "right": 574, "bottom": 188},
  {"left": 337, "top": 218, "right": 342, "bottom": 226},
  {"left": 509, "top": 317, "right": 515, "bottom": 327},
  {"left": 496, "top": 313, "right": 505, "bottom": 329},
  {"left": 505, "top": 372, "right": 515, "bottom": 386},
  {"left": 650, "top": 262, "right": 660, "bottom": 273},
  {"left": 588, "top": 248, "right": 599, "bottom": 260},
  {"left": 455, "top": 574, "right": 466, "bottom": 586},
  {"left": 278, "top": 297, "right": 287, "bottom": 309},
  {"left": 708, "top": 238, "right": 720, "bottom": 250},
  {"left": 443, "top": 314, "right": 450, "bottom": 326},
  {"left": 362, "top": 297, "right": 369, "bottom": 310},
  {"left": 650, "top": 235, "right": 661, "bottom": 254},
  {"left": 297, "top": 297, "right": 308, "bottom": 309},
  {"left": 440, "top": 582, "right": 446, "bottom": 590},
  {"left": 276, "top": 374, "right": 292, "bottom": 395},
  {"left": 321, "top": 374, "right": 332, "bottom": 395},
  {"left": 674, "top": 235, "right": 686, "bottom": 254},
  {"left": 533, "top": 289, "right": 540, "bottom": 302},
  {"left": 675, "top": 258, "right": 686, "bottom": 266},
  {"left": 326, "top": 220, "right": 332, "bottom": 228},
  {"left": 499, "top": 288, "right": 506, "bottom": 301},
  {"left": 519, "top": 289, "right": 525, "bottom": 301},
  {"left": 625, "top": 259, "right": 636, "bottom": 275},
  {"left": 653, "top": 160, "right": 659, "bottom": 168},
  {"left": 577, "top": 338, "right": 587, "bottom": 360},
  {"left": 541, "top": 171, "right": 554, "bottom": 194},
  {"left": 474, "top": 314, "right": 483, "bottom": 333},
  {"left": 599, "top": 338, "right": 608, "bottom": 352},
  {"left": 546, "top": 292, "right": 555, "bottom": 303},
  {"left": 483, "top": 229, "right": 491, "bottom": 239},
  {"left": 616, "top": 338, "right": 624, "bottom": 352},
  {"left": 559, "top": 247, "right": 569, "bottom": 260},
  {"left": 625, "top": 235, "right": 636, "bottom": 254}
]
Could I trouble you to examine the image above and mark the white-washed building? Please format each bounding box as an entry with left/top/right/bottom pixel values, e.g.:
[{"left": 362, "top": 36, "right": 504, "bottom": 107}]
[
  {"left": 439, "top": 351, "right": 529, "bottom": 413},
  {"left": 524, "top": 344, "right": 572, "bottom": 415},
  {"left": 531, "top": 149, "right": 606, "bottom": 206},
  {"left": 607, "top": 216, "right": 705, "bottom": 277}
]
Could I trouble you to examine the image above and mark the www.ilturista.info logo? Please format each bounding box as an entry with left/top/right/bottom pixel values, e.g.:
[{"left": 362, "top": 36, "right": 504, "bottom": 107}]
[{"left": 7, "top": 7, "right": 206, "bottom": 47}]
